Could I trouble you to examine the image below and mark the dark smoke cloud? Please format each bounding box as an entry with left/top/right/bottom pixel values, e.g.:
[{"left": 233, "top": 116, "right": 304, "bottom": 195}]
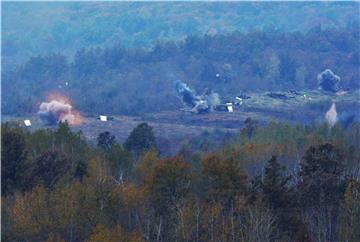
[
  {"left": 174, "top": 80, "right": 220, "bottom": 114},
  {"left": 318, "top": 69, "right": 341, "bottom": 92},
  {"left": 175, "top": 80, "right": 198, "bottom": 107}
]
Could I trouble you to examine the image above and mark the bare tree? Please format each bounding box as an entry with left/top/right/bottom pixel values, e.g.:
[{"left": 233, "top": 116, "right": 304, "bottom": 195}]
[{"left": 242, "top": 203, "right": 276, "bottom": 242}]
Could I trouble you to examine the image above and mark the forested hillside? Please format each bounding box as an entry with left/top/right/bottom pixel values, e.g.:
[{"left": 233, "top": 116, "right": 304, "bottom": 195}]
[
  {"left": 3, "top": 27, "right": 359, "bottom": 116},
  {"left": 2, "top": 2, "right": 360, "bottom": 241},
  {"left": 2, "top": 2, "right": 359, "bottom": 68},
  {"left": 2, "top": 121, "right": 360, "bottom": 241}
]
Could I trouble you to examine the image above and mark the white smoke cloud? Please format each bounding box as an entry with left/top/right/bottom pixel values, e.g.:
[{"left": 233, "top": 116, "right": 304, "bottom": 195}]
[
  {"left": 325, "top": 103, "right": 338, "bottom": 127},
  {"left": 205, "top": 92, "right": 221, "bottom": 109},
  {"left": 174, "top": 80, "right": 221, "bottom": 114},
  {"left": 38, "top": 98, "right": 83, "bottom": 125}
]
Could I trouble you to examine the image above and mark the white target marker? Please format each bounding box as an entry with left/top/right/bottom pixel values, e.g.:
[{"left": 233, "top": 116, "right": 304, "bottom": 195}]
[
  {"left": 226, "top": 103, "right": 233, "bottom": 113},
  {"left": 99, "top": 115, "right": 108, "bottom": 122},
  {"left": 24, "top": 120, "right": 32, "bottom": 126}
]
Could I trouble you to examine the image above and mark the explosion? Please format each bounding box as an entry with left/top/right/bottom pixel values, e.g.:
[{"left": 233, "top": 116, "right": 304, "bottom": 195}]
[
  {"left": 318, "top": 69, "right": 341, "bottom": 93},
  {"left": 174, "top": 80, "right": 220, "bottom": 114},
  {"left": 38, "top": 93, "right": 84, "bottom": 126}
]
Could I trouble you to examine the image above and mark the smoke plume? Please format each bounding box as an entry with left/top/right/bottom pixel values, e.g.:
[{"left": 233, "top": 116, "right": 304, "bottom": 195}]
[
  {"left": 175, "top": 80, "right": 198, "bottom": 107},
  {"left": 174, "top": 80, "right": 220, "bottom": 114},
  {"left": 38, "top": 93, "right": 84, "bottom": 125},
  {"left": 325, "top": 103, "right": 338, "bottom": 127},
  {"left": 318, "top": 69, "right": 341, "bottom": 92}
]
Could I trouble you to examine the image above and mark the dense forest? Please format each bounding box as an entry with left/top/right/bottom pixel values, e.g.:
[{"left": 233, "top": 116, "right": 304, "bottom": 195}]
[
  {"left": 2, "top": 2, "right": 359, "bottom": 68},
  {"left": 2, "top": 120, "right": 360, "bottom": 241},
  {"left": 2, "top": 26, "right": 359, "bottom": 116}
]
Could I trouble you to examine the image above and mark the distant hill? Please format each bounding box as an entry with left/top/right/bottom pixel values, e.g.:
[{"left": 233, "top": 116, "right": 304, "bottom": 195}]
[
  {"left": 2, "top": 28, "right": 359, "bottom": 116},
  {"left": 2, "top": 2, "right": 359, "bottom": 69}
]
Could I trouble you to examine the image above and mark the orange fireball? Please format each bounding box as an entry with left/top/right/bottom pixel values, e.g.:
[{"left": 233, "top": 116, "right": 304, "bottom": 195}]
[{"left": 39, "top": 92, "right": 85, "bottom": 126}]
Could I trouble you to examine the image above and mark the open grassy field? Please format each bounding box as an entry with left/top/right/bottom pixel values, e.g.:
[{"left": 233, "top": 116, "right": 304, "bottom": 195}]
[{"left": 3, "top": 89, "right": 359, "bottom": 155}]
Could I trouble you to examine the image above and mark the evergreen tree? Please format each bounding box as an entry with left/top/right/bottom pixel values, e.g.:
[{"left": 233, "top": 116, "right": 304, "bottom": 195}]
[
  {"left": 147, "top": 157, "right": 191, "bottom": 241},
  {"left": 106, "top": 143, "right": 133, "bottom": 181},
  {"left": 1, "top": 125, "right": 28, "bottom": 194},
  {"left": 298, "top": 143, "right": 345, "bottom": 241},
  {"left": 30, "top": 150, "right": 71, "bottom": 189},
  {"left": 299, "top": 143, "right": 345, "bottom": 207},
  {"left": 97, "top": 131, "right": 116, "bottom": 150},
  {"left": 148, "top": 157, "right": 191, "bottom": 216},
  {"left": 202, "top": 153, "right": 248, "bottom": 206},
  {"left": 261, "top": 156, "right": 309, "bottom": 241},
  {"left": 262, "top": 156, "right": 292, "bottom": 207},
  {"left": 124, "top": 123, "right": 156, "bottom": 157}
]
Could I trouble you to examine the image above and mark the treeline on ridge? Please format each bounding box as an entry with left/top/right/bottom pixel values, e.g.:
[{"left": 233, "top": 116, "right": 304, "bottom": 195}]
[
  {"left": 3, "top": 26, "right": 359, "bottom": 116},
  {"left": 3, "top": 2, "right": 359, "bottom": 68}
]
